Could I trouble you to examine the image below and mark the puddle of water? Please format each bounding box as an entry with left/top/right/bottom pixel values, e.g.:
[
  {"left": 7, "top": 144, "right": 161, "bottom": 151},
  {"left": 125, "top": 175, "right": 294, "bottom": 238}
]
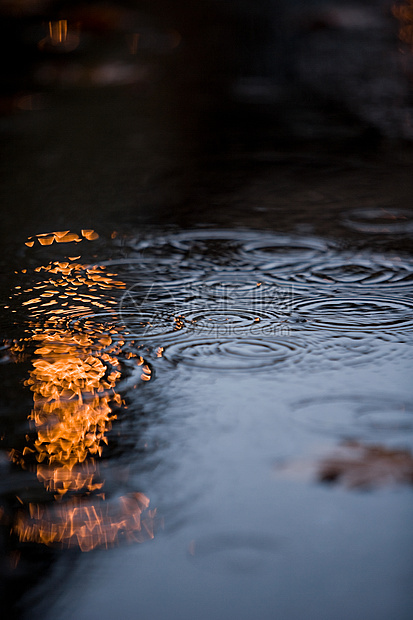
[
  {"left": 1, "top": 235, "right": 160, "bottom": 567},
  {"left": 1, "top": 216, "right": 413, "bottom": 620},
  {"left": 2, "top": 3, "right": 413, "bottom": 616}
]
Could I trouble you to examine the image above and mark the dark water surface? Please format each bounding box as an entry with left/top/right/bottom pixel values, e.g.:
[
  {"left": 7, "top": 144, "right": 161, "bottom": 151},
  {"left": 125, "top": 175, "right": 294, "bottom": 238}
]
[{"left": 1, "top": 2, "right": 413, "bottom": 619}]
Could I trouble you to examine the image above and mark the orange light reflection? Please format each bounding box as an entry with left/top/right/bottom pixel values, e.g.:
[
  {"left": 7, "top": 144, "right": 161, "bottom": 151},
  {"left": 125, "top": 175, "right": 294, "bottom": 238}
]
[
  {"left": 15, "top": 493, "right": 156, "bottom": 551},
  {"left": 38, "top": 20, "right": 80, "bottom": 52},
  {"left": 7, "top": 232, "right": 157, "bottom": 550}
]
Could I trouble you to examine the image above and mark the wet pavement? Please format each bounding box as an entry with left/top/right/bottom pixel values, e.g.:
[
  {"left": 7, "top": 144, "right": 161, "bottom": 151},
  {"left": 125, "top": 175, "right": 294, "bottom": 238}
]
[{"left": 1, "top": 2, "right": 413, "bottom": 619}]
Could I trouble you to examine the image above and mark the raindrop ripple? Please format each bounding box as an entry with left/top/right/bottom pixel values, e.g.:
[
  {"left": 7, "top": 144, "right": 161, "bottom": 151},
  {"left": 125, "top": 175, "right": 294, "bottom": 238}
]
[
  {"left": 342, "top": 207, "right": 413, "bottom": 234},
  {"left": 292, "top": 395, "right": 413, "bottom": 441},
  {"left": 162, "top": 336, "right": 305, "bottom": 371},
  {"left": 290, "top": 296, "right": 413, "bottom": 332}
]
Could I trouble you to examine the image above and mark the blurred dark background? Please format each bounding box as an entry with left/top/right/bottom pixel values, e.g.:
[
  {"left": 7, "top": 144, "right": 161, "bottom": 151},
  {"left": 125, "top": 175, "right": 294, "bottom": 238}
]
[{"left": 0, "top": 0, "right": 412, "bottom": 245}]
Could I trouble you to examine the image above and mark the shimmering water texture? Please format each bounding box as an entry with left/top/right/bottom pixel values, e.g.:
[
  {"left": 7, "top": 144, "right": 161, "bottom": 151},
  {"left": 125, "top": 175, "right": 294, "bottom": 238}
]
[
  {"left": 2, "top": 226, "right": 413, "bottom": 557},
  {"left": 290, "top": 297, "right": 413, "bottom": 332},
  {"left": 2, "top": 232, "right": 158, "bottom": 553},
  {"left": 5, "top": 225, "right": 413, "bottom": 390},
  {"left": 113, "top": 228, "right": 413, "bottom": 372}
]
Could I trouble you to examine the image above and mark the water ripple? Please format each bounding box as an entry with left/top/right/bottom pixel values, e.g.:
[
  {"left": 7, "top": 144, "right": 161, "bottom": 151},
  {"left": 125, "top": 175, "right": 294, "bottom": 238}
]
[
  {"left": 183, "top": 308, "right": 287, "bottom": 337},
  {"left": 99, "top": 258, "right": 205, "bottom": 287},
  {"left": 264, "top": 252, "right": 413, "bottom": 290},
  {"left": 188, "top": 532, "right": 280, "bottom": 574},
  {"left": 290, "top": 296, "right": 413, "bottom": 332},
  {"left": 241, "top": 235, "right": 328, "bottom": 269},
  {"left": 162, "top": 336, "right": 305, "bottom": 371},
  {"left": 342, "top": 207, "right": 413, "bottom": 234},
  {"left": 124, "top": 229, "right": 250, "bottom": 270},
  {"left": 110, "top": 231, "right": 413, "bottom": 298},
  {"left": 116, "top": 309, "right": 183, "bottom": 340},
  {"left": 308, "top": 332, "right": 410, "bottom": 369},
  {"left": 292, "top": 395, "right": 413, "bottom": 441}
]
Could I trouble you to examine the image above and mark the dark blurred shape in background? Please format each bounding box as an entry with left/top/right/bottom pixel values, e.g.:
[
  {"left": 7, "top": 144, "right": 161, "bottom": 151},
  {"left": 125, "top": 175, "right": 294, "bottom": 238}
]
[
  {"left": 0, "top": 1, "right": 412, "bottom": 243},
  {"left": 1, "top": 0, "right": 412, "bottom": 137}
]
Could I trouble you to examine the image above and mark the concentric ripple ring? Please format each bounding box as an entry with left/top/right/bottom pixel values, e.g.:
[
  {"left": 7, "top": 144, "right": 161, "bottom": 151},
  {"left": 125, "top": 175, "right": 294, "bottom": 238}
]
[
  {"left": 291, "top": 296, "right": 413, "bottom": 331},
  {"left": 291, "top": 395, "right": 413, "bottom": 440},
  {"left": 162, "top": 337, "right": 305, "bottom": 370}
]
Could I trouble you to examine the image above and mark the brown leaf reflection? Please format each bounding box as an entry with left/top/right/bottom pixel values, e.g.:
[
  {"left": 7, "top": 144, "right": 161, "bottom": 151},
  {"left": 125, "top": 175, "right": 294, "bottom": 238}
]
[
  {"left": 274, "top": 442, "right": 413, "bottom": 490},
  {"left": 5, "top": 232, "right": 158, "bottom": 551},
  {"left": 318, "top": 441, "right": 413, "bottom": 489}
]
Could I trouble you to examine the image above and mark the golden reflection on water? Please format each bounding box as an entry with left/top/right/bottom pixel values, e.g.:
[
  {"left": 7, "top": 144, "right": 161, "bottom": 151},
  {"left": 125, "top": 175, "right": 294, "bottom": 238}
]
[
  {"left": 25, "top": 229, "right": 99, "bottom": 247},
  {"left": 5, "top": 231, "right": 157, "bottom": 551},
  {"left": 21, "top": 325, "right": 121, "bottom": 489},
  {"left": 14, "top": 493, "right": 157, "bottom": 552}
]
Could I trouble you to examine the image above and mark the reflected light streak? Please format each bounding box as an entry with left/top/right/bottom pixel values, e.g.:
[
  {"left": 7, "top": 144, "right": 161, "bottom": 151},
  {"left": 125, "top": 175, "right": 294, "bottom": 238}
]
[
  {"left": 49, "top": 19, "right": 67, "bottom": 44},
  {"left": 38, "top": 20, "right": 80, "bottom": 52},
  {"left": 15, "top": 493, "right": 156, "bottom": 551},
  {"left": 5, "top": 231, "right": 157, "bottom": 551}
]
